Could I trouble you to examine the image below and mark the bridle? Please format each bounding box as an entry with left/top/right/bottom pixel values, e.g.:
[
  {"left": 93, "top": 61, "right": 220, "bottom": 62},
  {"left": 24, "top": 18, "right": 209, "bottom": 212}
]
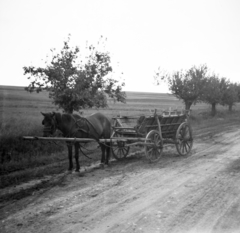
[{"left": 43, "top": 115, "right": 57, "bottom": 135}]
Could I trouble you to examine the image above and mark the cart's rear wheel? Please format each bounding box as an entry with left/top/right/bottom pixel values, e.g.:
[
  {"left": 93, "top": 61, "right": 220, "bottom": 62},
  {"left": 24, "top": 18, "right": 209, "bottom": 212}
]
[
  {"left": 111, "top": 132, "right": 130, "bottom": 160},
  {"left": 144, "top": 130, "right": 163, "bottom": 162},
  {"left": 175, "top": 122, "right": 193, "bottom": 156}
]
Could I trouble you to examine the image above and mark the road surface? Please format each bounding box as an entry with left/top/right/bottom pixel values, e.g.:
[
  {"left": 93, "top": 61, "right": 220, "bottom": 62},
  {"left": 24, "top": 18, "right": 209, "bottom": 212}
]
[{"left": 1, "top": 123, "right": 240, "bottom": 233}]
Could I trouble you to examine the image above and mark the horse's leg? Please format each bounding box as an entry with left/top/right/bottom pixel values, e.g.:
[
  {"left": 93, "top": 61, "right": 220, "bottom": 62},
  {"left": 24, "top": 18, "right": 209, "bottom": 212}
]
[
  {"left": 100, "top": 144, "right": 105, "bottom": 165},
  {"left": 74, "top": 143, "right": 80, "bottom": 172},
  {"left": 67, "top": 143, "right": 73, "bottom": 171},
  {"left": 105, "top": 143, "right": 110, "bottom": 165}
]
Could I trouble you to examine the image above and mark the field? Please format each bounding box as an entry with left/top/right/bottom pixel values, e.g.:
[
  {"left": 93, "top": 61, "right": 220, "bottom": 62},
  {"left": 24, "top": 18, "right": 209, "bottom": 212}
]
[{"left": 0, "top": 85, "right": 209, "bottom": 121}]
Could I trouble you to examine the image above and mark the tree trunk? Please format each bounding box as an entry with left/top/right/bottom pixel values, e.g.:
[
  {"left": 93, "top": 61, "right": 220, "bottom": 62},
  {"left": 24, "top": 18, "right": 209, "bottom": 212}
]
[
  {"left": 228, "top": 104, "right": 233, "bottom": 112},
  {"left": 211, "top": 103, "right": 216, "bottom": 116},
  {"left": 184, "top": 101, "right": 192, "bottom": 110}
]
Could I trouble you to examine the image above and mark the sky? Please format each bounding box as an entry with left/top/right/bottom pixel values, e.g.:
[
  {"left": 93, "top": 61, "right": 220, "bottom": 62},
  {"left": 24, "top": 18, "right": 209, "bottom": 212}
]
[{"left": 0, "top": 0, "right": 240, "bottom": 93}]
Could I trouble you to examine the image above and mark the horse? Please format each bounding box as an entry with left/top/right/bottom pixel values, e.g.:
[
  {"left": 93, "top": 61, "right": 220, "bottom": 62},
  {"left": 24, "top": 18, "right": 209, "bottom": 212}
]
[{"left": 41, "top": 112, "right": 111, "bottom": 172}]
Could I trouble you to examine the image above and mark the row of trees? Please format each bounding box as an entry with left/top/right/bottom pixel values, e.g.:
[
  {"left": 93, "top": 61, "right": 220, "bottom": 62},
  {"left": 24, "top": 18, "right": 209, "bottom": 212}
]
[
  {"left": 24, "top": 36, "right": 238, "bottom": 116},
  {"left": 154, "top": 65, "right": 240, "bottom": 115}
]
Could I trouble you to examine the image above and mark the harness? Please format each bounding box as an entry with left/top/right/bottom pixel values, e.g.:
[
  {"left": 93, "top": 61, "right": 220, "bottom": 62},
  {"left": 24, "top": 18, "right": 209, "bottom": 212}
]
[
  {"left": 73, "top": 117, "right": 100, "bottom": 141},
  {"left": 67, "top": 116, "right": 95, "bottom": 159}
]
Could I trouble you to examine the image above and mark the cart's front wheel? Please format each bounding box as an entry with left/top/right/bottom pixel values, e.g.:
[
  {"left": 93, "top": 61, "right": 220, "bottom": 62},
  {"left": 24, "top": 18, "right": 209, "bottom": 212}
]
[
  {"left": 111, "top": 133, "right": 130, "bottom": 160},
  {"left": 144, "top": 130, "right": 163, "bottom": 162},
  {"left": 175, "top": 122, "right": 193, "bottom": 156}
]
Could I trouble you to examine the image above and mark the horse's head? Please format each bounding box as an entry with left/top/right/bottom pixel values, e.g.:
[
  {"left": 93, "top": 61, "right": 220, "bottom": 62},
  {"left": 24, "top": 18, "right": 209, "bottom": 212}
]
[{"left": 41, "top": 112, "right": 57, "bottom": 137}]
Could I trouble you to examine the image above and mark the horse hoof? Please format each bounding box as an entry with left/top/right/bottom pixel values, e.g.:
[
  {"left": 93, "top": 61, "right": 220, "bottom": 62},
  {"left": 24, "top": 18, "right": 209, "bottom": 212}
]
[
  {"left": 99, "top": 163, "right": 105, "bottom": 168},
  {"left": 66, "top": 170, "right": 73, "bottom": 174}
]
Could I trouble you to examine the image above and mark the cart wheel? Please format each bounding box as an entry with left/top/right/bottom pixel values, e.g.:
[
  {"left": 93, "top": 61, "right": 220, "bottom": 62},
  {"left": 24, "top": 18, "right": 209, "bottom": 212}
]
[
  {"left": 175, "top": 122, "right": 193, "bottom": 156},
  {"left": 144, "top": 130, "right": 163, "bottom": 163},
  {"left": 111, "top": 133, "right": 130, "bottom": 160}
]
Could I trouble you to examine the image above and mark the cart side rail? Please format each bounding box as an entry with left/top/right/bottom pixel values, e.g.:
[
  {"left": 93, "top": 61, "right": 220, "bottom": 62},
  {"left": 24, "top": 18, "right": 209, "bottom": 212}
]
[
  {"left": 137, "top": 114, "right": 188, "bottom": 138},
  {"left": 111, "top": 109, "right": 190, "bottom": 139}
]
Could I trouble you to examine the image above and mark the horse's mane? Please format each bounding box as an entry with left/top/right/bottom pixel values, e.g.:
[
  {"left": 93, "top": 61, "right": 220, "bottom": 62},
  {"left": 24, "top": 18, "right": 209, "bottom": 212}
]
[{"left": 72, "top": 113, "right": 82, "bottom": 120}]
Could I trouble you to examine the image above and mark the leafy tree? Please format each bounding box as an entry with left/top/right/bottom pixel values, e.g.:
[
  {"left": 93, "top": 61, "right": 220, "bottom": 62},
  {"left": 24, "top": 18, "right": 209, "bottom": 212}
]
[
  {"left": 222, "top": 82, "right": 238, "bottom": 111},
  {"left": 202, "top": 76, "right": 227, "bottom": 115},
  {"left": 24, "top": 35, "right": 126, "bottom": 113},
  {"left": 235, "top": 83, "right": 240, "bottom": 102},
  {"left": 154, "top": 65, "right": 208, "bottom": 110}
]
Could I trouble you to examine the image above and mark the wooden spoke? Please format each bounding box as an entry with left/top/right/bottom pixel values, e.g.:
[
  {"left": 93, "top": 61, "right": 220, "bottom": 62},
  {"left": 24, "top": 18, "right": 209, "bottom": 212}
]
[
  {"left": 175, "top": 122, "right": 193, "bottom": 156},
  {"left": 144, "top": 130, "right": 163, "bottom": 163},
  {"left": 111, "top": 132, "right": 130, "bottom": 160}
]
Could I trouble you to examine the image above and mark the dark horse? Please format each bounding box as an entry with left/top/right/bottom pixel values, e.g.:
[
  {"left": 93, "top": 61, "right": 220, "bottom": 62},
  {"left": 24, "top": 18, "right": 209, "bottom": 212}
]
[{"left": 41, "top": 112, "right": 111, "bottom": 172}]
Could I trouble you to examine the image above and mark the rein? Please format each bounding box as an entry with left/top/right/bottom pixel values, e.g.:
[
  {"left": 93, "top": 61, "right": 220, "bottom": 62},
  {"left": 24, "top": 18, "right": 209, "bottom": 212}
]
[{"left": 79, "top": 144, "right": 93, "bottom": 160}]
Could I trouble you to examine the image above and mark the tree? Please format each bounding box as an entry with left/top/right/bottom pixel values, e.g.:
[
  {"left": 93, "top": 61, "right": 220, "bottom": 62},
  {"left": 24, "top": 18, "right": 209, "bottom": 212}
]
[
  {"left": 235, "top": 83, "right": 240, "bottom": 102},
  {"left": 222, "top": 82, "right": 238, "bottom": 111},
  {"left": 154, "top": 64, "right": 208, "bottom": 110},
  {"left": 24, "top": 35, "right": 126, "bottom": 113},
  {"left": 202, "top": 76, "right": 227, "bottom": 115}
]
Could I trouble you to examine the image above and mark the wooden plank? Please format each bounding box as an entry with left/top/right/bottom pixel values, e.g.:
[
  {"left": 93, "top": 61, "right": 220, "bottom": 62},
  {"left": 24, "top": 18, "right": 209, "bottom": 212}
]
[
  {"left": 145, "top": 122, "right": 182, "bottom": 128},
  {"left": 112, "top": 127, "right": 136, "bottom": 130},
  {"left": 112, "top": 116, "right": 139, "bottom": 120},
  {"left": 23, "top": 136, "right": 96, "bottom": 142},
  {"left": 116, "top": 118, "right": 123, "bottom": 127},
  {"left": 23, "top": 136, "right": 178, "bottom": 145},
  {"left": 23, "top": 136, "right": 147, "bottom": 143},
  {"left": 125, "top": 142, "right": 156, "bottom": 147},
  {"left": 110, "top": 137, "right": 146, "bottom": 141}
]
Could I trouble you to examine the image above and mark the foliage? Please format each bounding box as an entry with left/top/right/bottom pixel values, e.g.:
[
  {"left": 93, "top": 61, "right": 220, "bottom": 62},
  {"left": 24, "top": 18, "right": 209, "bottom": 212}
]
[
  {"left": 0, "top": 118, "right": 65, "bottom": 177},
  {"left": 201, "top": 76, "right": 228, "bottom": 115},
  {"left": 221, "top": 82, "right": 239, "bottom": 111},
  {"left": 235, "top": 83, "right": 240, "bottom": 101},
  {"left": 202, "top": 76, "right": 225, "bottom": 104},
  {"left": 154, "top": 64, "right": 208, "bottom": 110},
  {"left": 24, "top": 35, "right": 126, "bottom": 113}
]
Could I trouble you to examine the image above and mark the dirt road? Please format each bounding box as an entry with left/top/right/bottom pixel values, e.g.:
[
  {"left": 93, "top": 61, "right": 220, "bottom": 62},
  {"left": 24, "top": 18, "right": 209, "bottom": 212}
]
[{"left": 1, "top": 124, "right": 240, "bottom": 233}]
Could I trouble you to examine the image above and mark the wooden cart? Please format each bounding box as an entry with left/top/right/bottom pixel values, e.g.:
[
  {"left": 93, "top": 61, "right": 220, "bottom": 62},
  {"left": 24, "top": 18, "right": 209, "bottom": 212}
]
[{"left": 111, "top": 109, "right": 193, "bottom": 162}]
